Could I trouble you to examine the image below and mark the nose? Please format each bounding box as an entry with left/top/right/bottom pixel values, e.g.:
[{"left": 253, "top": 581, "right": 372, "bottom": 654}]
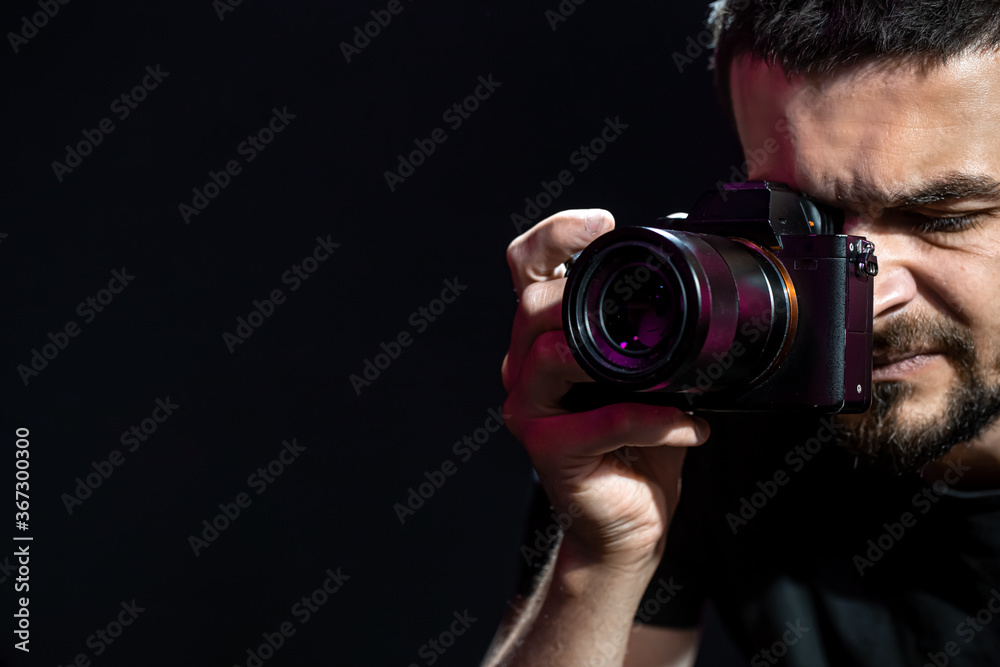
[{"left": 844, "top": 217, "right": 917, "bottom": 319}]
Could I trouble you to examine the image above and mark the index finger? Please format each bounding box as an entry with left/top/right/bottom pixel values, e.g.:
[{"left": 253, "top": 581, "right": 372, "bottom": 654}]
[{"left": 506, "top": 208, "right": 616, "bottom": 297}]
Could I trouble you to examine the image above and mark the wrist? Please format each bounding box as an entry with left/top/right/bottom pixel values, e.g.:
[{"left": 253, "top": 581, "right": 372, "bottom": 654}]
[{"left": 554, "top": 532, "right": 661, "bottom": 599}]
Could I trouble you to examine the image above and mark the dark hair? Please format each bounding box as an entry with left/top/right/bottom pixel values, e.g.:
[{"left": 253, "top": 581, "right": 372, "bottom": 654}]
[{"left": 709, "top": 0, "right": 1000, "bottom": 112}]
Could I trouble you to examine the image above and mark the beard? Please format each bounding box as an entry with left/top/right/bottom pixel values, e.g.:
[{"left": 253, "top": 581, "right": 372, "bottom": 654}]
[{"left": 834, "top": 313, "right": 1000, "bottom": 474}]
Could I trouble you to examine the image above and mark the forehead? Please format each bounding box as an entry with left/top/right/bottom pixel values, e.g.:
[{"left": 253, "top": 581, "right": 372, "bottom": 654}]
[{"left": 728, "top": 51, "right": 1000, "bottom": 207}]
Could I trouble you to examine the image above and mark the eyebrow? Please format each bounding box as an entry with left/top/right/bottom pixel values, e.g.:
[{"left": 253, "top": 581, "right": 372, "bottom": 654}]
[{"left": 837, "top": 173, "right": 1000, "bottom": 211}]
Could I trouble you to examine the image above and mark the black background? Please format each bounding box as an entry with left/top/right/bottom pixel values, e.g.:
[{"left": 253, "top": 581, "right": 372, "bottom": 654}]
[{"left": 2, "top": 1, "right": 745, "bottom": 665}]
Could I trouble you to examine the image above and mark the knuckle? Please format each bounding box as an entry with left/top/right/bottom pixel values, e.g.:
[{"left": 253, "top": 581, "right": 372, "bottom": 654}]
[
  {"left": 519, "top": 419, "right": 547, "bottom": 457},
  {"left": 529, "top": 331, "right": 566, "bottom": 374},
  {"left": 505, "top": 237, "right": 524, "bottom": 272},
  {"left": 554, "top": 339, "right": 575, "bottom": 364},
  {"left": 506, "top": 229, "right": 541, "bottom": 273},
  {"left": 661, "top": 408, "right": 694, "bottom": 437},
  {"left": 519, "top": 281, "right": 550, "bottom": 313},
  {"left": 502, "top": 395, "right": 525, "bottom": 441},
  {"left": 601, "top": 404, "right": 636, "bottom": 437}
]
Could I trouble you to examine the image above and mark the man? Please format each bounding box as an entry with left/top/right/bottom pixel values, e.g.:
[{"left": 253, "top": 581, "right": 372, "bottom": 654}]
[{"left": 484, "top": 1, "right": 1000, "bottom": 665}]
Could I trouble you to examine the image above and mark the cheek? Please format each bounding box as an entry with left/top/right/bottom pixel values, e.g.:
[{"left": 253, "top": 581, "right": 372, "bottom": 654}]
[
  {"left": 971, "top": 273, "right": 1000, "bottom": 358},
  {"left": 930, "top": 250, "right": 1000, "bottom": 337}
]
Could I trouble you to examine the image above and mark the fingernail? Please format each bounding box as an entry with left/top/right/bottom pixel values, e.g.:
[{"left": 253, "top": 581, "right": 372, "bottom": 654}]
[
  {"left": 692, "top": 417, "right": 710, "bottom": 441},
  {"left": 584, "top": 210, "right": 605, "bottom": 235}
]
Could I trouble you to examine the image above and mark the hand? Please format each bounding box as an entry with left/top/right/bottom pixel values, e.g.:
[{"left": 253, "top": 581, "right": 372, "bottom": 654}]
[{"left": 502, "top": 209, "right": 710, "bottom": 574}]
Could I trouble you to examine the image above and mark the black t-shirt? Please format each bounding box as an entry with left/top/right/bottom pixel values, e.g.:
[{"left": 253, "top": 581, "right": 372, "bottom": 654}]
[{"left": 641, "top": 413, "right": 1000, "bottom": 666}]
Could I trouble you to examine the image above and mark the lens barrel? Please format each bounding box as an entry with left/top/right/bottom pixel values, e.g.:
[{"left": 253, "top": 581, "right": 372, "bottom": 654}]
[{"left": 563, "top": 228, "right": 795, "bottom": 395}]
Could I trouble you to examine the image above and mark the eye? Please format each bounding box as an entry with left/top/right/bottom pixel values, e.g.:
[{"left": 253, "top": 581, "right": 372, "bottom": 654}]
[{"left": 911, "top": 213, "right": 985, "bottom": 234}]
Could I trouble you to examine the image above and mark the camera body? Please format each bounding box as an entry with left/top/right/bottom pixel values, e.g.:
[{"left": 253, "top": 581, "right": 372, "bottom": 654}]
[{"left": 562, "top": 181, "right": 877, "bottom": 413}]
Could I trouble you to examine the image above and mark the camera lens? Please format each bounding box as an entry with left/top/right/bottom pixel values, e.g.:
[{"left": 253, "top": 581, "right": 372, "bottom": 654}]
[
  {"left": 563, "top": 227, "right": 793, "bottom": 394},
  {"left": 600, "top": 265, "right": 683, "bottom": 355}
]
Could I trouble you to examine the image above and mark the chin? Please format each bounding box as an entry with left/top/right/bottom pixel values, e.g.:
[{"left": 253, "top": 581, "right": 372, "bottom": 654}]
[{"left": 834, "top": 372, "right": 1000, "bottom": 474}]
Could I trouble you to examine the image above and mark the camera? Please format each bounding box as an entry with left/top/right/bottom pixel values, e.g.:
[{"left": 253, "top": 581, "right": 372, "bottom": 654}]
[{"left": 562, "top": 181, "right": 878, "bottom": 413}]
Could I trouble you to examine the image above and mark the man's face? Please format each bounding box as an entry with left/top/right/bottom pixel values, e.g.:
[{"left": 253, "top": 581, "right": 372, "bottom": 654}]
[{"left": 729, "top": 51, "right": 1000, "bottom": 473}]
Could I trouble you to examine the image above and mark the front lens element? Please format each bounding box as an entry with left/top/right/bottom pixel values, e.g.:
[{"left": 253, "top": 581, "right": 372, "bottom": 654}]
[{"left": 600, "top": 268, "right": 683, "bottom": 355}]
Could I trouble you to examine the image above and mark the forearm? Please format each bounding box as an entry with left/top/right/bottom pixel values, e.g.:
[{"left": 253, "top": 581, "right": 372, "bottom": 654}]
[{"left": 484, "top": 536, "right": 657, "bottom": 667}]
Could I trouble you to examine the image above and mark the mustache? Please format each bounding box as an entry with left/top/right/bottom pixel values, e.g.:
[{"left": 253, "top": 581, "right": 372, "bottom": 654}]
[{"left": 872, "top": 313, "right": 976, "bottom": 371}]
